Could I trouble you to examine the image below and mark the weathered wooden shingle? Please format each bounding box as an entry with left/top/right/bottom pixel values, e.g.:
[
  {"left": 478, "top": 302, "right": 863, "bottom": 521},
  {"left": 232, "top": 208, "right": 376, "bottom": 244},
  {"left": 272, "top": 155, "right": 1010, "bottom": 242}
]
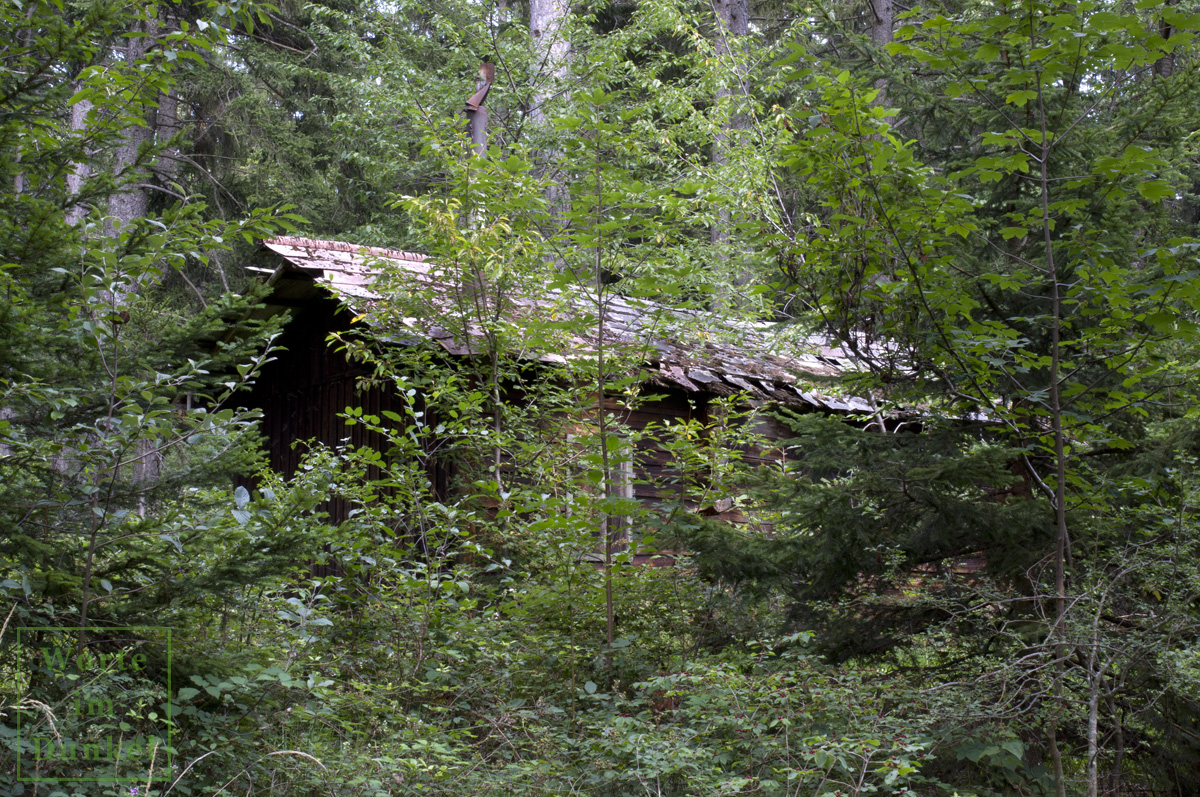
[{"left": 259, "top": 236, "right": 872, "bottom": 412}]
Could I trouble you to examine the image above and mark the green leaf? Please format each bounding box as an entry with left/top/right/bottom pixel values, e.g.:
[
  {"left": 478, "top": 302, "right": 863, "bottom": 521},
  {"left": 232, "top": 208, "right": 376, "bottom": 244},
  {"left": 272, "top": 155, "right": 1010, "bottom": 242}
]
[
  {"left": 1001, "top": 739, "right": 1025, "bottom": 759},
  {"left": 1005, "top": 90, "right": 1038, "bottom": 107},
  {"left": 975, "top": 43, "right": 1000, "bottom": 61},
  {"left": 1088, "top": 11, "right": 1133, "bottom": 31},
  {"left": 1137, "top": 179, "right": 1174, "bottom": 201}
]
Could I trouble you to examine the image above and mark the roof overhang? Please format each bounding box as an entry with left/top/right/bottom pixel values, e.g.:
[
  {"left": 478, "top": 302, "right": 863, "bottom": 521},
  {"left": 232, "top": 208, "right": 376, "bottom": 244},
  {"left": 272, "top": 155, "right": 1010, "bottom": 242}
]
[{"left": 255, "top": 236, "right": 882, "bottom": 414}]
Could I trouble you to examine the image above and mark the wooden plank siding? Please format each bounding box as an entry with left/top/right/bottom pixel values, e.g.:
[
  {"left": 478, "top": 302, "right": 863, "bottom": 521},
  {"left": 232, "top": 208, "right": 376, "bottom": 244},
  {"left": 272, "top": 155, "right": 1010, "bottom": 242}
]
[
  {"left": 599, "top": 390, "right": 698, "bottom": 513},
  {"left": 242, "top": 295, "right": 452, "bottom": 526}
]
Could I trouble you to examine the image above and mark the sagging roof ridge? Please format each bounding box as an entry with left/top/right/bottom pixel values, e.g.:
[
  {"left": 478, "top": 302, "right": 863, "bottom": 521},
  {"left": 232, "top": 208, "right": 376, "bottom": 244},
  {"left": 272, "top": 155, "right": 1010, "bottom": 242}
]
[
  {"left": 259, "top": 236, "right": 884, "bottom": 415},
  {"left": 268, "top": 236, "right": 428, "bottom": 263}
]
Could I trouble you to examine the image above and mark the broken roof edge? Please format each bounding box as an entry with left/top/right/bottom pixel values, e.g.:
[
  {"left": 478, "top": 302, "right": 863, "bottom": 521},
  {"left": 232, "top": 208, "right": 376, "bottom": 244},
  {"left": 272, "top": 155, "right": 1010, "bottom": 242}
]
[
  {"left": 265, "top": 236, "right": 428, "bottom": 265},
  {"left": 257, "top": 236, "right": 910, "bottom": 417}
]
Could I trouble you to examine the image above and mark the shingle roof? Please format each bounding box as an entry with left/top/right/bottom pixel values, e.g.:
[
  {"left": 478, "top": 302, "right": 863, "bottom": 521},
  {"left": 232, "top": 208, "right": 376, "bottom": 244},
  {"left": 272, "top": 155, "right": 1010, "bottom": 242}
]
[{"left": 258, "top": 236, "right": 877, "bottom": 413}]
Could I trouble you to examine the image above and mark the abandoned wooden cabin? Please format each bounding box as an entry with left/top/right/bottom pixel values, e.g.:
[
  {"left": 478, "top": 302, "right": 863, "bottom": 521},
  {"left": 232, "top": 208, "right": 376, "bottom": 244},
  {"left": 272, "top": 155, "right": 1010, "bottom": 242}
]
[{"left": 240, "top": 236, "right": 875, "bottom": 531}]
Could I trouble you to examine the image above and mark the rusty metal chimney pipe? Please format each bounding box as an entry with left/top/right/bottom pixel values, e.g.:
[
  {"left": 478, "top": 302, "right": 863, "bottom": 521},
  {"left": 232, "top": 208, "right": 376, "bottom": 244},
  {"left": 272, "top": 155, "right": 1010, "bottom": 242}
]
[{"left": 464, "top": 63, "right": 495, "bottom": 158}]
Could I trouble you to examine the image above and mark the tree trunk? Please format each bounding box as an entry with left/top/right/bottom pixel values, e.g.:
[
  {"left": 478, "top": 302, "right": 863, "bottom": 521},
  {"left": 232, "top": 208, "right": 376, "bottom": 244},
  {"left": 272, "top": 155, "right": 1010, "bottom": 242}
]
[
  {"left": 867, "top": 0, "right": 893, "bottom": 104},
  {"left": 1086, "top": 658, "right": 1102, "bottom": 797},
  {"left": 711, "top": 0, "right": 749, "bottom": 182},
  {"left": 530, "top": 0, "right": 571, "bottom": 271},
  {"left": 154, "top": 88, "right": 181, "bottom": 183},
  {"left": 1108, "top": 694, "right": 1124, "bottom": 794},
  {"left": 529, "top": 0, "right": 569, "bottom": 129},
  {"left": 711, "top": 0, "right": 751, "bottom": 304},
  {"left": 66, "top": 91, "right": 93, "bottom": 226},
  {"left": 106, "top": 17, "right": 159, "bottom": 238},
  {"left": 868, "top": 0, "right": 893, "bottom": 47},
  {"left": 1154, "top": 12, "right": 1175, "bottom": 77}
]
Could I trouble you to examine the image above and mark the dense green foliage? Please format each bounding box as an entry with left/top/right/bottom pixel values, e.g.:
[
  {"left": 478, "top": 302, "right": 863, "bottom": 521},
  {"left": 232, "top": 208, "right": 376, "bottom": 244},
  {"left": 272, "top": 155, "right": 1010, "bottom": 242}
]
[{"left": 3, "top": 0, "right": 1200, "bottom": 794}]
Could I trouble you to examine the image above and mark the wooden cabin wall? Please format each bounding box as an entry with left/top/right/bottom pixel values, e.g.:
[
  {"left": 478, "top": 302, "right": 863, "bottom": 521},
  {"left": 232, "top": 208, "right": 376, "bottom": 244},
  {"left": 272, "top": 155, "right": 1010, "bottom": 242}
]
[
  {"left": 596, "top": 390, "right": 807, "bottom": 553},
  {"left": 601, "top": 390, "right": 800, "bottom": 511},
  {"left": 600, "top": 389, "right": 701, "bottom": 516},
  {"left": 243, "top": 297, "right": 450, "bottom": 525}
]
